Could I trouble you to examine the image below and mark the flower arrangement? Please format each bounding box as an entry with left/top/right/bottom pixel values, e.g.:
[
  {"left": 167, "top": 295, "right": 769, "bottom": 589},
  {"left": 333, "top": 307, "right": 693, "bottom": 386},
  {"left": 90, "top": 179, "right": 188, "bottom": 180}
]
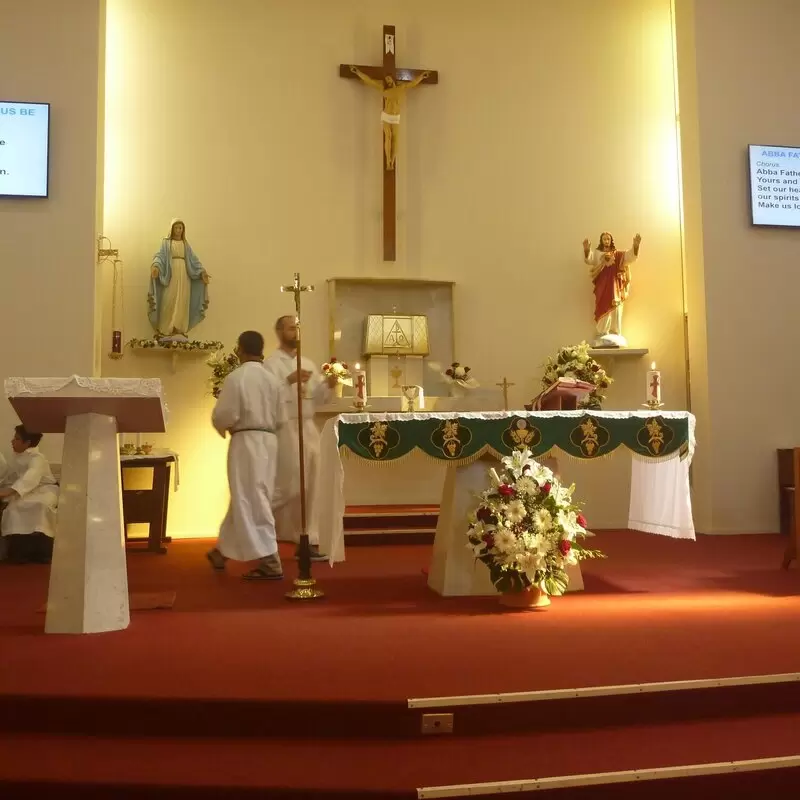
[
  {"left": 128, "top": 336, "right": 224, "bottom": 353},
  {"left": 207, "top": 350, "right": 239, "bottom": 398},
  {"left": 320, "top": 357, "right": 353, "bottom": 386},
  {"left": 442, "top": 362, "right": 479, "bottom": 389},
  {"left": 542, "top": 341, "right": 611, "bottom": 409},
  {"left": 467, "top": 448, "right": 604, "bottom": 597}
]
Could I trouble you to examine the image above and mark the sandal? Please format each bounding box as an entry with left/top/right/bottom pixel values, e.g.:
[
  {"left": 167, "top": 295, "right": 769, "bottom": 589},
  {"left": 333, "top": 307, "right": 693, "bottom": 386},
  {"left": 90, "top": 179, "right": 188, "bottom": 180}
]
[
  {"left": 242, "top": 565, "right": 284, "bottom": 581},
  {"left": 206, "top": 549, "right": 227, "bottom": 571}
]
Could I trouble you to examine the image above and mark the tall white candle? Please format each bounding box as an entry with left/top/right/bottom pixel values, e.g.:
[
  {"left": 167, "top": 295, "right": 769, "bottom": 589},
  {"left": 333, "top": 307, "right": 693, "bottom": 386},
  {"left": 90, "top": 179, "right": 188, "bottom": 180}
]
[
  {"left": 135, "top": 432, "right": 142, "bottom": 449},
  {"left": 354, "top": 363, "right": 368, "bottom": 408},
  {"left": 646, "top": 361, "right": 661, "bottom": 405}
]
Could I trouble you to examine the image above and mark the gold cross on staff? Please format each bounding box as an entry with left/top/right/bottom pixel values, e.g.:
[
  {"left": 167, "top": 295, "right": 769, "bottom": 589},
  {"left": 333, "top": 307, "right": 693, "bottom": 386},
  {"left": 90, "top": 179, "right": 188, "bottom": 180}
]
[{"left": 496, "top": 377, "right": 515, "bottom": 411}]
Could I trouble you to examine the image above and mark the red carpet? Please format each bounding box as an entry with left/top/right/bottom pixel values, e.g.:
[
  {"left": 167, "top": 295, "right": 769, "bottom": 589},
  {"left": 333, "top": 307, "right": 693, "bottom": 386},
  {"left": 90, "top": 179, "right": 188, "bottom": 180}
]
[{"left": 1, "top": 531, "right": 799, "bottom": 797}]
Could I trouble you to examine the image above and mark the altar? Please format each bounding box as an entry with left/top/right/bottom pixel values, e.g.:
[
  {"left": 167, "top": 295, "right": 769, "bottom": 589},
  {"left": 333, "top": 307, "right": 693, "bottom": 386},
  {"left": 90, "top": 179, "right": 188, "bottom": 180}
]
[{"left": 317, "top": 410, "right": 696, "bottom": 597}]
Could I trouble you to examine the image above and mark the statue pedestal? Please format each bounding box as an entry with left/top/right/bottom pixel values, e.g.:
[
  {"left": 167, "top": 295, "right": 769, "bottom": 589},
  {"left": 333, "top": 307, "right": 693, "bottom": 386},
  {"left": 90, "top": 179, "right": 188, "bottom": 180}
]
[{"left": 367, "top": 355, "right": 424, "bottom": 397}]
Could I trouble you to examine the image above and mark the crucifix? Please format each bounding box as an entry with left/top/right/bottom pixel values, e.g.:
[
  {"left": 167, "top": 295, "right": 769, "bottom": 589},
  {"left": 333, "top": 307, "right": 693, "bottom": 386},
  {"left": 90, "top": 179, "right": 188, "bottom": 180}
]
[
  {"left": 340, "top": 25, "right": 438, "bottom": 262},
  {"left": 279, "top": 272, "right": 323, "bottom": 602},
  {"left": 496, "top": 377, "right": 515, "bottom": 411}
]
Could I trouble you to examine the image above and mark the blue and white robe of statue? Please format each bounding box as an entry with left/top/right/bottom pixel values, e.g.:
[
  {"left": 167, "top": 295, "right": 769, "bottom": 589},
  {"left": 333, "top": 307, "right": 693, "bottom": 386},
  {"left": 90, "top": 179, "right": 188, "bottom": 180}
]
[{"left": 148, "top": 221, "right": 208, "bottom": 336}]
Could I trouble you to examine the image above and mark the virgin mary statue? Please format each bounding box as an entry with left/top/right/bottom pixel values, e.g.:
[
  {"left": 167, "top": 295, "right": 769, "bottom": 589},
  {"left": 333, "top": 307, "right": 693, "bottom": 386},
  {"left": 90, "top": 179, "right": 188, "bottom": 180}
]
[{"left": 148, "top": 219, "right": 210, "bottom": 340}]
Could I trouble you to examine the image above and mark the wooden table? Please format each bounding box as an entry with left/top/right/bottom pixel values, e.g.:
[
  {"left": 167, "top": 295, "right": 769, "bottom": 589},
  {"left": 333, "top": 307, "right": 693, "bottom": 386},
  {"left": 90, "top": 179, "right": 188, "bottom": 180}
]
[
  {"left": 121, "top": 454, "right": 175, "bottom": 554},
  {"left": 778, "top": 449, "right": 799, "bottom": 569}
]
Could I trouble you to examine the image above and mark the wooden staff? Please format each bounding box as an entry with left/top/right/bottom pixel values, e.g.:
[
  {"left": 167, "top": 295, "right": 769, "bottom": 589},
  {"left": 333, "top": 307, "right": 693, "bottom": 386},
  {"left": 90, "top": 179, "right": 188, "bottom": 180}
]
[{"left": 280, "top": 273, "right": 324, "bottom": 601}]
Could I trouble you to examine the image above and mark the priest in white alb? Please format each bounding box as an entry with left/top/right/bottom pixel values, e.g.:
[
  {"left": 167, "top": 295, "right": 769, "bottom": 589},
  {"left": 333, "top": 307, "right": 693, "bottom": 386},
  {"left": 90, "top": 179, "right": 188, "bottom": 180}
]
[
  {"left": 207, "top": 330, "right": 286, "bottom": 580},
  {"left": 264, "top": 315, "right": 337, "bottom": 561}
]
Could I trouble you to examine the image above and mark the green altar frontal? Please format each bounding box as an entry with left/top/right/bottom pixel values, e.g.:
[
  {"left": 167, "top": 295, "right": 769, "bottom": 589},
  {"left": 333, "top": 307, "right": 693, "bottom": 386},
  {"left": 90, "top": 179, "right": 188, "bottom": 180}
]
[{"left": 336, "top": 412, "right": 692, "bottom": 464}]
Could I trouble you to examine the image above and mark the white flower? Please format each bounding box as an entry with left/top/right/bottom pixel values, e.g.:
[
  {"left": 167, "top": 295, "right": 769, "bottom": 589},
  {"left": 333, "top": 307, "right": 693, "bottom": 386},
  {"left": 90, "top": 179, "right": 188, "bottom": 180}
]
[
  {"left": 493, "top": 529, "right": 518, "bottom": 554},
  {"left": 557, "top": 510, "right": 580, "bottom": 541},
  {"left": 504, "top": 499, "right": 527, "bottom": 524},
  {"left": 501, "top": 448, "right": 536, "bottom": 479},
  {"left": 532, "top": 508, "right": 553, "bottom": 534},
  {"left": 517, "top": 551, "right": 545, "bottom": 577},
  {"left": 515, "top": 476, "right": 537, "bottom": 496},
  {"left": 530, "top": 462, "right": 554, "bottom": 485}
]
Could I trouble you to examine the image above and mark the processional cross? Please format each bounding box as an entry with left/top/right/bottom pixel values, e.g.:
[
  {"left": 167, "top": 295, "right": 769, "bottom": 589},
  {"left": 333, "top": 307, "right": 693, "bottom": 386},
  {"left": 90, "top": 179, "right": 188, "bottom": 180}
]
[
  {"left": 340, "top": 25, "right": 438, "bottom": 262},
  {"left": 496, "top": 377, "right": 515, "bottom": 412},
  {"left": 279, "top": 273, "right": 323, "bottom": 601}
]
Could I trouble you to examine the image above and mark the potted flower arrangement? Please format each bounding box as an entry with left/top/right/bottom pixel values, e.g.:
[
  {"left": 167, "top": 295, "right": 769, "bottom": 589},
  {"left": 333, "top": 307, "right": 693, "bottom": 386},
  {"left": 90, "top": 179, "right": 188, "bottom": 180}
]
[
  {"left": 207, "top": 350, "right": 239, "bottom": 398},
  {"left": 321, "top": 357, "right": 352, "bottom": 398},
  {"left": 467, "top": 448, "right": 603, "bottom": 609},
  {"left": 442, "top": 362, "right": 479, "bottom": 398},
  {"left": 542, "top": 341, "right": 611, "bottom": 409}
]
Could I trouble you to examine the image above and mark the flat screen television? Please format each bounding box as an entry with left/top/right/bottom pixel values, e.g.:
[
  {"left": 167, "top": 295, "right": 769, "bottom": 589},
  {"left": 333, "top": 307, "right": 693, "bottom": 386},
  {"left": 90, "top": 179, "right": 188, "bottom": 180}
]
[
  {"left": 0, "top": 101, "right": 50, "bottom": 198},
  {"left": 749, "top": 144, "right": 800, "bottom": 227}
]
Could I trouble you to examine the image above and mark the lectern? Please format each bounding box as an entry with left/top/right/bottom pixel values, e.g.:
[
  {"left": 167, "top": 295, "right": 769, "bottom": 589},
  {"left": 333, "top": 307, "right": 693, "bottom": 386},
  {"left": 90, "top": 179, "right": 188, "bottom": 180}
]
[
  {"left": 525, "top": 378, "right": 595, "bottom": 411},
  {"left": 4, "top": 376, "right": 166, "bottom": 634}
]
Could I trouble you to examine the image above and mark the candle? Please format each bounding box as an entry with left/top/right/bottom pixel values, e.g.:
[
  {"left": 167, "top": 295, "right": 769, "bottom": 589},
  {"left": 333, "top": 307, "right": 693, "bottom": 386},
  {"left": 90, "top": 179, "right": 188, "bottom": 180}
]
[
  {"left": 135, "top": 433, "right": 142, "bottom": 449},
  {"left": 646, "top": 361, "right": 661, "bottom": 405},
  {"left": 354, "top": 364, "right": 368, "bottom": 408}
]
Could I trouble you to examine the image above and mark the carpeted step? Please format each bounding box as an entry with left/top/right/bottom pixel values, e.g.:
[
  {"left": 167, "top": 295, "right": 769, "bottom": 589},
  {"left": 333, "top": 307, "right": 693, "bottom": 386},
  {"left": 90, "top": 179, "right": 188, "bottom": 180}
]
[{"left": 1, "top": 714, "right": 800, "bottom": 799}]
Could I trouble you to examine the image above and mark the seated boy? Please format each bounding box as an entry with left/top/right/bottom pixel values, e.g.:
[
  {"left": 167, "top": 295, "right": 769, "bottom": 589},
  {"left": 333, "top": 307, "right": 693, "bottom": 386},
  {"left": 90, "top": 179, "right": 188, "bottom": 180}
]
[{"left": 0, "top": 426, "right": 59, "bottom": 565}]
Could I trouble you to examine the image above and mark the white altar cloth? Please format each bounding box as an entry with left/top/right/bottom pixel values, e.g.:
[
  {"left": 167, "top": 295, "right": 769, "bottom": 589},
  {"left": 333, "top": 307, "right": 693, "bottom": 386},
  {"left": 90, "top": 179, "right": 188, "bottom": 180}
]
[{"left": 317, "top": 410, "right": 696, "bottom": 565}]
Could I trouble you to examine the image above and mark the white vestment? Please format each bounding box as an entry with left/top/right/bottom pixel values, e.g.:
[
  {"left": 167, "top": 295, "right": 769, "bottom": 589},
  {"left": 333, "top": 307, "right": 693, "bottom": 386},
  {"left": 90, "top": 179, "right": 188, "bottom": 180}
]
[
  {"left": 263, "top": 349, "right": 332, "bottom": 546},
  {"left": 212, "top": 361, "right": 284, "bottom": 561},
  {"left": 158, "top": 239, "right": 190, "bottom": 335},
  {"left": 0, "top": 447, "right": 59, "bottom": 538}
]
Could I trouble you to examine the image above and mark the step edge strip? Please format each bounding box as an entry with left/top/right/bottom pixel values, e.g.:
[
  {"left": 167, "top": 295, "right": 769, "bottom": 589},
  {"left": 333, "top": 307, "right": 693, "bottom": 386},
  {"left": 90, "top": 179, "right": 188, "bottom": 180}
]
[
  {"left": 408, "top": 672, "right": 800, "bottom": 708},
  {"left": 417, "top": 754, "right": 800, "bottom": 798}
]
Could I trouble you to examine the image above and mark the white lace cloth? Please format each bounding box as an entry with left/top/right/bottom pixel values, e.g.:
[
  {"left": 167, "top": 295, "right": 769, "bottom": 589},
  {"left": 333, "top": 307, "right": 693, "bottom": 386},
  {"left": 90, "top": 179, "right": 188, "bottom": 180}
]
[
  {"left": 4, "top": 375, "right": 169, "bottom": 424},
  {"left": 317, "top": 410, "right": 697, "bottom": 563}
]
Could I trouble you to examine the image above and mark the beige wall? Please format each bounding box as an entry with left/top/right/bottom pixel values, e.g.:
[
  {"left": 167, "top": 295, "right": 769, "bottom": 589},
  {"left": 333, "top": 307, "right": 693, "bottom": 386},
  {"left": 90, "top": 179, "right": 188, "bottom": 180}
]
[
  {"left": 0, "top": 0, "right": 105, "bottom": 462},
  {"left": 676, "top": 0, "right": 800, "bottom": 533},
  {"left": 102, "top": 0, "right": 685, "bottom": 537}
]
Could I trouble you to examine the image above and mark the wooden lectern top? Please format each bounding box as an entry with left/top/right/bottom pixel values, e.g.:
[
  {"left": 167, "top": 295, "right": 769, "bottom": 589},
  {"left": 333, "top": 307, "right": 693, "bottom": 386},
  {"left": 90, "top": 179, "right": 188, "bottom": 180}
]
[
  {"left": 5, "top": 376, "right": 167, "bottom": 434},
  {"left": 525, "top": 378, "right": 595, "bottom": 412}
]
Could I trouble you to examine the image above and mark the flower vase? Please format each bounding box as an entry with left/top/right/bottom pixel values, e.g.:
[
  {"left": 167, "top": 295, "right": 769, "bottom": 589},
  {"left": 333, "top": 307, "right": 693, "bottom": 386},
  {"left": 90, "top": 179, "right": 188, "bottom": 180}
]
[
  {"left": 334, "top": 382, "right": 344, "bottom": 399},
  {"left": 499, "top": 586, "right": 551, "bottom": 611}
]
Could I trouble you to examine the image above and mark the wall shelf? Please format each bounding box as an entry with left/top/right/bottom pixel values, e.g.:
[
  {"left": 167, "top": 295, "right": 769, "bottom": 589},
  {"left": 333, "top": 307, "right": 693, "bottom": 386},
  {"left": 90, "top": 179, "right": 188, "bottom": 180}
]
[
  {"left": 127, "top": 341, "right": 223, "bottom": 373},
  {"left": 589, "top": 347, "right": 649, "bottom": 359}
]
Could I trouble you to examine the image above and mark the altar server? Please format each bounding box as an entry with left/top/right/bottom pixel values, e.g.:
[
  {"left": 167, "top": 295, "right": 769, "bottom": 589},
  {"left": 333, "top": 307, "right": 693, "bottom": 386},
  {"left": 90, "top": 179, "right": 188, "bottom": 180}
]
[
  {"left": 208, "top": 330, "right": 286, "bottom": 580},
  {"left": 0, "top": 426, "right": 59, "bottom": 564},
  {"left": 264, "top": 315, "right": 337, "bottom": 561}
]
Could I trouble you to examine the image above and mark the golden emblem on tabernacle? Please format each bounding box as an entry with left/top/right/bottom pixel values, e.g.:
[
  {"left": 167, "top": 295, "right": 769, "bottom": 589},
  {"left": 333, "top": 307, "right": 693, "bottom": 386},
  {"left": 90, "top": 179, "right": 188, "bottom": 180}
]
[
  {"left": 645, "top": 418, "right": 665, "bottom": 455},
  {"left": 368, "top": 421, "right": 389, "bottom": 458}
]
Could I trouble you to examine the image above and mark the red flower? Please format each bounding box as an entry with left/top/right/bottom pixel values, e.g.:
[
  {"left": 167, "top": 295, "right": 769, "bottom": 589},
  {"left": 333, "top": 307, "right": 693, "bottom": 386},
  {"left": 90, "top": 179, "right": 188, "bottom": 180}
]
[
  {"left": 498, "top": 484, "right": 515, "bottom": 497},
  {"left": 330, "top": 357, "right": 337, "bottom": 363},
  {"left": 342, "top": 363, "right": 349, "bottom": 370},
  {"left": 541, "top": 482, "right": 552, "bottom": 496},
  {"left": 577, "top": 513, "right": 587, "bottom": 529},
  {"left": 482, "top": 533, "right": 495, "bottom": 549},
  {"left": 445, "top": 369, "right": 454, "bottom": 377},
  {"left": 476, "top": 507, "right": 497, "bottom": 524},
  {"left": 559, "top": 539, "right": 572, "bottom": 555}
]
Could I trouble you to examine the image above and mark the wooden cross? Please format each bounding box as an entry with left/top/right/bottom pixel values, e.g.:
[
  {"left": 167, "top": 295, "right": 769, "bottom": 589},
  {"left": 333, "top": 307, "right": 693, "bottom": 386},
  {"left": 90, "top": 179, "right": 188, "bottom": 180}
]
[
  {"left": 340, "top": 25, "right": 438, "bottom": 262},
  {"left": 496, "top": 377, "right": 515, "bottom": 411}
]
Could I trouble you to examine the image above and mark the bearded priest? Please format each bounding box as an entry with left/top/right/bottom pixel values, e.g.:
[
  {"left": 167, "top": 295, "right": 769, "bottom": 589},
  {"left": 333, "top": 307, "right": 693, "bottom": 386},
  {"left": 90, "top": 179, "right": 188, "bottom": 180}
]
[{"left": 264, "top": 315, "right": 337, "bottom": 562}]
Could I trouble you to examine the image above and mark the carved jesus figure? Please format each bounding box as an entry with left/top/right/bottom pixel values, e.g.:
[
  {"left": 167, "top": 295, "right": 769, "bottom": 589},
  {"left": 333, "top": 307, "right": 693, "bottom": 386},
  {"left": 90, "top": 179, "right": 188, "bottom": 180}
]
[
  {"left": 349, "top": 65, "right": 431, "bottom": 170},
  {"left": 582, "top": 232, "right": 642, "bottom": 348}
]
